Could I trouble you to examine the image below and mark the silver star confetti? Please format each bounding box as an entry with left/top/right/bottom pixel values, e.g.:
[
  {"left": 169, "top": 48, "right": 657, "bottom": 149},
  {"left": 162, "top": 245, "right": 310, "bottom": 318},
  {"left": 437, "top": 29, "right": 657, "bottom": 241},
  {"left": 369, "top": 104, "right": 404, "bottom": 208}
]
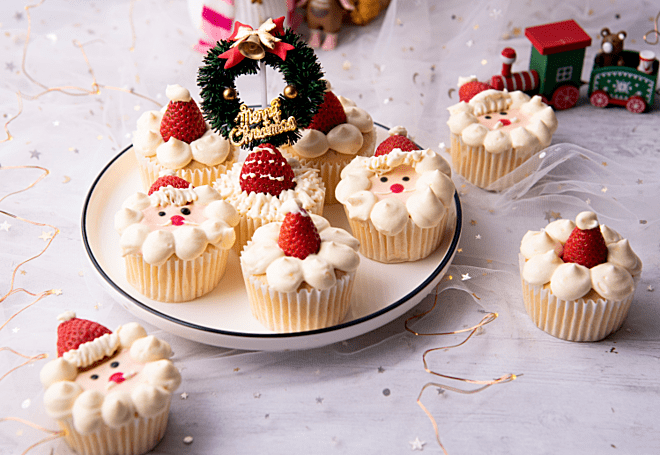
[
  {"left": 0, "top": 221, "right": 10, "bottom": 231},
  {"left": 316, "top": 397, "right": 324, "bottom": 404},
  {"left": 461, "top": 273, "right": 471, "bottom": 281},
  {"left": 30, "top": 150, "right": 41, "bottom": 159},
  {"left": 180, "top": 392, "right": 189, "bottom": 400},
  {"left": 38, "top": 231, "right": 54, "bottom": 241},
  {"left": 410, "top": 437, "right": 426, "bottom": 451}
]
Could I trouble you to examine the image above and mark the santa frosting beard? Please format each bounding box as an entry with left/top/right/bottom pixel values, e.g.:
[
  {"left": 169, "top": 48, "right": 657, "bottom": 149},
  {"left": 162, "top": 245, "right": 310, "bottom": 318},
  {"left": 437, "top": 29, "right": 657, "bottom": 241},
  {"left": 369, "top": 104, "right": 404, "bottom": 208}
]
[
  {"left": 114, "top": 176, "right": 239, "bottom": 302},
  {"left": 40, "top": 312, "right": 181, "bottom": 455}
]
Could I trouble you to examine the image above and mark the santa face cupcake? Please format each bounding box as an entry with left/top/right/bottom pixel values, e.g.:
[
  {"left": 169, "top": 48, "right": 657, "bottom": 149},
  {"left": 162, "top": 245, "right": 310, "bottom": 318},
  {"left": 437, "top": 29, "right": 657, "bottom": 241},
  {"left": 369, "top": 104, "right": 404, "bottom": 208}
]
[
  {"left": 40, "top": 312, "right": 181, "bottom": 455},
  {"left": 213, "top": 143, "right": 325, "bottom": 252},
  {"left": 335, "top": 131, "right": 455, "bottom": 263},
  {"left": 447, "top": 89, "right": 557, "bottom": 189},
  {"left": 240, "top": 200, "right": 360, "bottom": 333},
  {"left": 115, "top": 176, "right": 239, "bottom": 302},
  {"left": 520, "top": 211, "right": 642, "bottom": 341},
  {"left": 280, "top": 89, "right": 376, "bottom": 204},
  {"left": 133, "top": 84, "right": 238, "bottom": 190}
]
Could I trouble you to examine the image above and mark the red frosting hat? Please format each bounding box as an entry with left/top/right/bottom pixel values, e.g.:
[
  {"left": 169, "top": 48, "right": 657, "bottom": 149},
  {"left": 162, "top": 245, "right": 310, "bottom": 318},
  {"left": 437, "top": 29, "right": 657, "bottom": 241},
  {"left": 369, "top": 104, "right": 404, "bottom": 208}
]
[
  {"left": 56, "top": 312, "right": 112, "bottom": 358},
  {"left": 147, "top": 175, "right": 193, "bottom": 196}
]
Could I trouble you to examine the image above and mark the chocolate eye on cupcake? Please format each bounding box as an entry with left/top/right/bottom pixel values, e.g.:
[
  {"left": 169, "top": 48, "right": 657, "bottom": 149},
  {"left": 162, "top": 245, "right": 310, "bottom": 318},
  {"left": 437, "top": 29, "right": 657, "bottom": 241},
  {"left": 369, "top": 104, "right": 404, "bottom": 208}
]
[
  {"left": 114, "top": 175, "right": 239, "bottom": 302},
  {"left": 519, "top": 211, "right": 642, "bottom": 342},
  {"left": 335, "top": 128, "right": 455, "bottom": 263}
]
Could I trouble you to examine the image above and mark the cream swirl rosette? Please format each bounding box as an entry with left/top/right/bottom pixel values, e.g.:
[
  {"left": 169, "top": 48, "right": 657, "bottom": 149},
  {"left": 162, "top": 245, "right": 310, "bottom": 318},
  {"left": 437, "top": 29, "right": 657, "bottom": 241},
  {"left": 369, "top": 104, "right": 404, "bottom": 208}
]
[
  {"left": 115, "top": 178, "right": 239, "bottom": 302},
  {"left": 519, "top": 211, "right": 642, "bottom": 342},
  {"left": 240, "top": 200, "right": 360, "bottom": 333},
  {"left": 447, "top": 89, "right": 558, "bottom": 189},
  {"left": 40, "top": 313, "right": 181, "bottom": 455},
  {"left": 335, "top": 147, "right": 455, "bottom": 263},
  {"left": 281, "top": 94, "right": 376, "bottom": 204},
  {"left": 133, "top": 84, "right": 237, "bottom": 189}
]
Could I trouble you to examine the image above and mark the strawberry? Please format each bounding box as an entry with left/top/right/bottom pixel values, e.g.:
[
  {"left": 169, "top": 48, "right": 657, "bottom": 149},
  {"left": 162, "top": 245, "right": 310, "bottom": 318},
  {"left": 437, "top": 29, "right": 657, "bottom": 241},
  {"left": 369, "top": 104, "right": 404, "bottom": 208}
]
[
  {"left": 375, "top": 135, "right": 419, "bottom": 156},
  {"left": 278, "top": 208, "right": 321, "bottom": 259},
  {"left": 148, "top": 175, "right": 192, "bottom": 195},
  {"left": 561, "top": 226, "right": 608, "bottom": 269},
  {"left": 240, "top": 144, "right": 296, "bottom": 197},
  {"left": 459, "top": 80, "right": 492, "bottom": 102},
  {"left": 159, "top": 98, "right": 207, "bottom": 143},
  {"left": 57, "top": 316, "right": 112, "bottom": 357},
  {"left": 307, "top": 91, "right": 347, "bottom": 134}
]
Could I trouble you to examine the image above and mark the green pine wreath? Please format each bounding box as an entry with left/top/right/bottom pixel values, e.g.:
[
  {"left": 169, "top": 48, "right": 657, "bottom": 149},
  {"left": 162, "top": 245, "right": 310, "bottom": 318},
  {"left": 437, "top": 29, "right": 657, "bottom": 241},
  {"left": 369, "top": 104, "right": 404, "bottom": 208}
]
[{"left": 197, "top": 29, "right": 326, "bottom": 150}]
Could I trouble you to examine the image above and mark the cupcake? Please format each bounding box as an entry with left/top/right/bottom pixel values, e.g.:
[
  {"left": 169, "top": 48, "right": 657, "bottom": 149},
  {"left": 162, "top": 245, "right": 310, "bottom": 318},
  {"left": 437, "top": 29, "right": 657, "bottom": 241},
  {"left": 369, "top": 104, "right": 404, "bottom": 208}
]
[
  {"left": 280, "top": 88, "right": 376, "bottom": 204},
  {"left": 335, "top": 130, "right": 455, "bottom": 263},
  {"left": 114, "top": 175, "right": 239, "bottom": 302},
  {"left": 447, "top": 89, "right": 558, "bottom": 189},
  {"left": 240, "top": 200, "right": 360, "bottom": 333},
  {"left": 213, "top": 143, "right": 325, "bottom": 252},
  {"left": 40, "top": 312, "right": 181, "bottom": 455},
  {"left": 132, "top": 84, "right": 238, "bottom": 189},
  {"left": 520, "top": 211, "right": 642, "bottom": 341}
]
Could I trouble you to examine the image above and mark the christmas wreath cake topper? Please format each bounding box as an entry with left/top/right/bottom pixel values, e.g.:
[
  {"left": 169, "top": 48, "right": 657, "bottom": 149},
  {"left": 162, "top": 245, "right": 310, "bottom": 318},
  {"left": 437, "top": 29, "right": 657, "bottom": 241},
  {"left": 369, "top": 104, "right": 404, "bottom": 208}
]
[{"left": 198, "top": 16, "right": 326, "bottom": 150}]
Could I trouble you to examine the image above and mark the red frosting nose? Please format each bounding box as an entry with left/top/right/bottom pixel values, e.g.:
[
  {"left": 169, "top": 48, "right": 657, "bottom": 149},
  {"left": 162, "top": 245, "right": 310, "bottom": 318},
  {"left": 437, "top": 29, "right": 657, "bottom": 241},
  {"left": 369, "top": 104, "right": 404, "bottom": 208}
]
[
  {"left": 390, "top": 183, "right": 404, "bottom": 194},
  {"left": 171, "top": 215, "right": 185, "bottom": 226},
  {"left": 109, "top": 372, "right": 125, "bottom": 384},
  {"left": 499, "top": 119, "right": 511, "bottom": 126}
]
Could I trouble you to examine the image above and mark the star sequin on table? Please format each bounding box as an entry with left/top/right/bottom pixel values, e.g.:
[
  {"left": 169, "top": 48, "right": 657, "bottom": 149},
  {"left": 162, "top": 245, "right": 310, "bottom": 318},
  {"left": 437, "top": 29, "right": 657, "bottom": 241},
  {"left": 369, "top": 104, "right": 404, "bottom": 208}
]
[
  {"left": 14, "top": 11, "right": 23, "bottom": 21},
  {"left": 640, "top": 220, "right": 647, "bottom": 225},
  {"left": 544, "top": 211, "right": 561, "bottom": 222},
  {"left": 461, "top": 273, "right": 471, "bottom": 281},
  {"left": 253, "top": 392, "right": 261, "bottom": 398},
  {"left": 183, "top": 436, "right": 193, "bottom": 445},
  {"left": 0, "top": 221, "right": 10, "bottom": 231},
  {"left": 180, "top": 392, "right": 189, "bottom": 399},
  {"left": 378, "top": 366, "right": 385, "bottom": 373},
  {"left": 316, "top": 397, "right": 324, "bottom": 404},
  {"left": 601, "top": 187, "right": 608, "bottom": 193},
  {"left": 637, "top": 179, "right": 643, "bottom": 184},
  {"left": 12, "top": 327, "right": 20, "bottom": 333},
  {"left": 490, "top": 8, "right": 502, "bottom": 18},
  {"left": 475, "top": 234, "right": 482, "bottom": 239},
  {"left": 63, "top": 176, "right": 71, "bottom": 183},
  {"left": 38, "top": 231, "right": 54, "bottom": 241},
  {"left": 5, "top": 62, "right": 16, "bottom": 72},
  {"left": 29, "top": 150, "right": 40, "bottom": 159},
  {"left": 648, "top": 285, "right": 654, "bottom": 292},
  {"left": 466, "top": 39, "right": 474, "bottom": 47},
  {"left": 470, "top": 220, "right": 477, "bottom": 226},
  {"left": 51, "top": 289, "right": 62, "bottom": 295},
  {"left": 410, "top": 437, "right": 426, "bottom": 451}
]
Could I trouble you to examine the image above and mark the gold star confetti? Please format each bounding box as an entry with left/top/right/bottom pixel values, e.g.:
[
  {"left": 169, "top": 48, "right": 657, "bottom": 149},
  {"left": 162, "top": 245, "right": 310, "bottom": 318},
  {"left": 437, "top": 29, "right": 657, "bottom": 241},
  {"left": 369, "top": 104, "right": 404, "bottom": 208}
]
[
  {"left": 342, "top": 60, "right": 351, "bottom": 70},
  {"left": 481, "top": 59, "right": 488, "bottom": 65},
  {"left": 602, "top": 161, "right": 608, "bottom": 166},
  {"left": 640, "top": 220, "right": 647, "bottom": 224},
  {"left": 470, "top": 220, "right": 477, "bottom": 226},
  {"left": 233, "top": 367, "right": 240, "bottom": 372},
  {"left": 457, "top": 248, "right": 463, "bottom": 253},
  {"left": 38, "top": 231, "right": 54, "bottom": 241},
  {"left": 601, "top": 187, "right": 608, "bottom": 193},
  {"left": 78, "top": 271, "right": 84, "bottom": 276},
  {"left": 20, "top": 270, "right": 26, "bottom": 275},
  {"left": 487, "top": 259, "right": 493, "bottom": 264},
  {"left": 637, "top": 179, "right": 643, "bottom": 184},
  {"left": 473, "top": 24, "right": 479, "bottom": 30},
  {"left": 51, "top": 289, "right": 62, "bottom": 295},
  {"left": 62, "top": 176, "right": 71, "bottom": 183},
  {"left": 513, "top": 27, "right": 522, "bottom": 36}
]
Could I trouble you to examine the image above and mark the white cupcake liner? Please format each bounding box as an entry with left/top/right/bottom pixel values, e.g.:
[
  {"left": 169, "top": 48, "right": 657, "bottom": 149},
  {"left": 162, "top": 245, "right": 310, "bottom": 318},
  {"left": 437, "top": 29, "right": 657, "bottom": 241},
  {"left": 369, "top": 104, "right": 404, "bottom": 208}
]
[
  {"left": 450, "top": 134, "right": 542, "bottom": 190},
  {"left": 242, "top": 268, "right": 356, "bottom": 333},
  {"left": 518, "top": 254, "right": 634, "bottom": 342},
  {"left": 135, "top": 149, "right": 237, "bottom": 190},
  {"left": 125, "top": 245, "right": 229, "bottom": 302},
  {"left": 56, "top": 399, "right": 171, "bottom": 455},
  {"left": 345, "top": 210, "right": 448, "bottom": 263}
]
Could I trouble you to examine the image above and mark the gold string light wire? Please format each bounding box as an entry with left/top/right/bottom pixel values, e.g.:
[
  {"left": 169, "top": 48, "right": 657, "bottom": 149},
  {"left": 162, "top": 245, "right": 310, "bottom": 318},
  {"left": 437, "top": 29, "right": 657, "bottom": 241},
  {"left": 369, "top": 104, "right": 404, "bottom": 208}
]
[
  {"left": 0, "top": 417, "right": 64, "bottom": 455},
  {"left": 405, "top": 286, "right": 520, "bottom": 454},
  {"left": 2, "top": 0, "right": 160, "bottom": 143},
  {"left": 644, "top": 11, "right": 660, "bottom": 45}
]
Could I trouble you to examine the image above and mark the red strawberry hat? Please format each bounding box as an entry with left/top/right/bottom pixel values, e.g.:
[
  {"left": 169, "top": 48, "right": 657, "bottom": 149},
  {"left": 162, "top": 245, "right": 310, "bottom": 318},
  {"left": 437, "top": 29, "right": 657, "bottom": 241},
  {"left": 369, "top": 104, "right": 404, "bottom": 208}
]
[
  {"left": 148, "top": 175, "right": 193, "bottom": 195},
  {"left": 240, "top": 144, "right": 296, "bottom": 197},
  {"left": 56, "top": 312, "right": 113, "bottom": 358},
  {"left": 561, "top": 212, "right": 609, "bottom": 269},
  {"left": 307, "top": 91, "right": 347, "bottom": 134},
  {"left": 375, "top": 133, "right": 419, "bottom": 157},
  {"left": 278, "top": 204, "right": 321, "bottom": 260},
  {"left": 458, "top": 80, "right": 493, "bottom": 103},
  {"left": 159, "top": 84, "right": 207, "bottom": 144}
]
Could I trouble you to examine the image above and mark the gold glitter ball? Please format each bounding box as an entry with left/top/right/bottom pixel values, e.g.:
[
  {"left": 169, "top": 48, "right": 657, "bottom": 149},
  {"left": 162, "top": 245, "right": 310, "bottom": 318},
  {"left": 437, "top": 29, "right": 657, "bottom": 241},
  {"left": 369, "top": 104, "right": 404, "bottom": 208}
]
[
  {"left": 223, "top": 87, "right": 237, "bottom": 101},
  {"left": 283, "top": 85, "right": 298, "bottom": 99}
]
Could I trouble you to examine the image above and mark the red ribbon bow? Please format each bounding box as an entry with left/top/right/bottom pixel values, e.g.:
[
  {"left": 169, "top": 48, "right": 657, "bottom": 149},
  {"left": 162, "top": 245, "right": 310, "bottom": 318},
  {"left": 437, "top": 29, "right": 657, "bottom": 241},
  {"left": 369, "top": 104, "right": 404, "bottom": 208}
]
[{"left": 219, "top": 16, "right": 294, "bottom": 69}]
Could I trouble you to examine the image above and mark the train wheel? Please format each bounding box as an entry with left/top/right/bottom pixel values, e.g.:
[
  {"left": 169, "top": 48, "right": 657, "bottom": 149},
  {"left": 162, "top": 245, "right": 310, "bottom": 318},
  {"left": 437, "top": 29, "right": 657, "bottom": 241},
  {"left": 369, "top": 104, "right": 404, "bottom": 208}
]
[
  {"left": 551, "top": 85, "right": 579, "bottom": 110},
  {"left": 625, "top": 96, "right": 646, "bottom": 114},
  {"left": 590, "top": 90, "right": 609, "bottom": 108}
]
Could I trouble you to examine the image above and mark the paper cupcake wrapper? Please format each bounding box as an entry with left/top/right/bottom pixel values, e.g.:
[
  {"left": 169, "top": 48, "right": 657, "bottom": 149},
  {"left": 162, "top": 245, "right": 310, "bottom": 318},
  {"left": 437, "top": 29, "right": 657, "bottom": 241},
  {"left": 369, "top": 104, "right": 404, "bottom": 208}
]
[
  {"left": 242, "top": 268, "right": 356, "bottom": 333},
  {"left": 450, "top": 134, "right": 542, "bottom": 190},
  {"left": 232, "top": 198, "right": 325, "bottom": 254},
  {"left": 518, "top": 254, "right": 634, "bottom": 342},
  {"left": 125, "top": 245, "right": 229, "bottom": 302},
  {"left": 135, "top": 149, "right": 237, "bottom": 190},
  {"left": 57, "top": 400, "right": 171, "bottom": 455},
  {"left": 345, "top": 210, "right": 447, "bottom": 263}
]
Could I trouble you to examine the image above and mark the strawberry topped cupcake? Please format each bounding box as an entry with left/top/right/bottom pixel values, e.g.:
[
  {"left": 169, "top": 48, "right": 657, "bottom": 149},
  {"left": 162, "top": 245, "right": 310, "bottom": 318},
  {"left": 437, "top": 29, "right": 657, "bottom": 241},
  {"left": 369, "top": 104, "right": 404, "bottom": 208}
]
[
  {"left": 241, "top": 200, "right": 360, "bottom": 332},
  {"left": 520, "top": 211, "right": 642, "bottom": 341},
  {"left": 214, "top": 143, "right": 325, "bottom": 252},
  {"left": 133, "top": 84, "right": 238, "bottom": 189},
  {"left": 335, "top": 129, "right": 455, "bottom": 263},
  {"left": 115, "top": 175, "right": 239, "bottom": 302},
  {"left": 40, "top": 312, "right": 181, "bottom": 455},
  {"left": 281, "top": 86, "right": 376, "bottom": 204}
]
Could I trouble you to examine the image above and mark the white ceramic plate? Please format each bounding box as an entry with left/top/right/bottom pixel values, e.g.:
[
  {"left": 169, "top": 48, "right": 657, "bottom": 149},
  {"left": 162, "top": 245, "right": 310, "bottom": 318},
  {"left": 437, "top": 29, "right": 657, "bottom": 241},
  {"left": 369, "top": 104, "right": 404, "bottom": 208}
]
[{"left": 81, "top": 125, "right": 462, "bottom": 351}]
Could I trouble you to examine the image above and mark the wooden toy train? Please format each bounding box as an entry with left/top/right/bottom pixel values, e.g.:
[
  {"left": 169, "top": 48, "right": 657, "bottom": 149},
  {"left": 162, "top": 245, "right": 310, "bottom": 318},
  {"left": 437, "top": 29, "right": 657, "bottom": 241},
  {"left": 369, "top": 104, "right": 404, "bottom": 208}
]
[{"left": 472, "top": 19, "right": 659, "bottom": 113}]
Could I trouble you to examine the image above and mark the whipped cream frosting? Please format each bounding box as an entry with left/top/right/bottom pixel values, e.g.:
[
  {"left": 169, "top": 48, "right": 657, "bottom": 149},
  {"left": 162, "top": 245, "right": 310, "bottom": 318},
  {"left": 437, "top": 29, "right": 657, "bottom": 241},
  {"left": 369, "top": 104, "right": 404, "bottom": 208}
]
[
  {"left": 241, "top": 203, "right": 360, "bottom": 293},
  {"left": 115, "top": 184, "right": 239, "bottom": 266},
  {"left": 288, "top": 96, "right": 374, "bottom": 159},
  {"left": 132, "top": 84, "right": 233, "bottom": 169},
  {"left": 520, "top": 211, "right": 641, "bottom": 301},
  {"left": 41, "top": 321, "right": 181, "bottom": 434},
  {"left": 447, "top": 89, "right": 558, "bottom": 156},
  {"left": 213, "top": 158, "right": 325, "bottom": 223},
  {"left": 335, "top": 148, "right": 455, "bottom": 236}
]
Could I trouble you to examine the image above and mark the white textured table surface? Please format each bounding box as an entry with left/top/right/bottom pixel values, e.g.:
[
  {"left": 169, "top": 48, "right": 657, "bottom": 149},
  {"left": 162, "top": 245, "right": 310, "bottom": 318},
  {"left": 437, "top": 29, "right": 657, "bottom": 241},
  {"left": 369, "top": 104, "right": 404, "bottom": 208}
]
[{"left": 1, "top": 1, "right": 659, "bottom": 454}]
